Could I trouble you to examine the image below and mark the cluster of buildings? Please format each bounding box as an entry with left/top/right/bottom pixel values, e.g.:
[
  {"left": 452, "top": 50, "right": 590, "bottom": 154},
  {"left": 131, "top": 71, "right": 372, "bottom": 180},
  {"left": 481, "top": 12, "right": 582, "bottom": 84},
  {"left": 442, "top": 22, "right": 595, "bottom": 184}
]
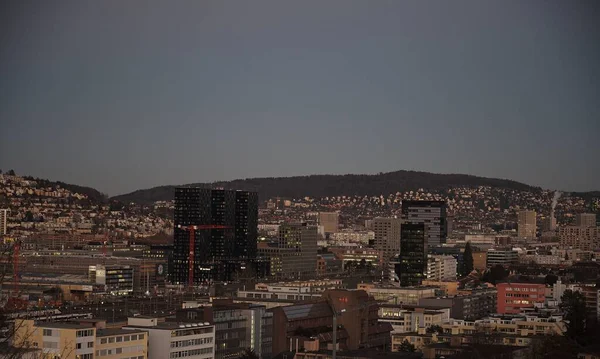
[{"left": 2, "top": 176, "right": 600, "bottom": 358}]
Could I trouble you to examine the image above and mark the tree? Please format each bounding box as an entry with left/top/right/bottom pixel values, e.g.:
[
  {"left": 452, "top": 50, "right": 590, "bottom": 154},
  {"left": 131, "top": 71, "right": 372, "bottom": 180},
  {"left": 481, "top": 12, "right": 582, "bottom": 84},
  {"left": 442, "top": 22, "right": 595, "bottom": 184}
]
[
  {"left": 463, "top": 241, "right": 474, "bottom": 276},
  {"left": 398, "top": 339, "right": 416, "bottom": 352},
  {"left": 559, "top": 289, "right": 587, "bottom": 340},
  {"left": 545, "top": 273, "right": 559, "bottom": 286},
  {"left": 480, "top": 265, "right": 508, "bottom": 285},
  {"left": 239, "top": 348, "right": 259, "bottom": 359},
  {"left": 6, "top": 169, "right": 15, "bottom": 176},
  {"left": 426, "top": 324, "right": 443, "bottom": 334}
]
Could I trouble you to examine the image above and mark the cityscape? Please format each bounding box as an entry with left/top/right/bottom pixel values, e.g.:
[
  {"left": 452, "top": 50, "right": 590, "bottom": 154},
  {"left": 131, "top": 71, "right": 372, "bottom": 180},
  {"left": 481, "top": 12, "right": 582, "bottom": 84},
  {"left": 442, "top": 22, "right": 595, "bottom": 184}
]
[{"left": 1, "top": 1, "right": 599, "bottom": 359}]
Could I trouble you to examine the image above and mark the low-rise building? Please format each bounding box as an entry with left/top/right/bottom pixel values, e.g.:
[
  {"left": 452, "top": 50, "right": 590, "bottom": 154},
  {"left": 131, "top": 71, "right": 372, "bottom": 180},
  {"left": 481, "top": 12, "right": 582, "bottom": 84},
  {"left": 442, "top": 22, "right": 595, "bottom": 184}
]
[
  {"left": 96, "top": 328, "right": 148, "bottom": 359},
  {"left": 13, "top": 320, "right": 98, "bottom": 359},
  {"left": 418, "top": 288, "right": 497, "bottom": 320},
  {"left": 378, "top": 305, "right": 450, "bottom": 334},
  {"left": 486, "top": 249, "right": 518, "bottom": 267},
  {"left": 357, "top": 284, "right": 437, "bottom": 305},
  {"left": 124, "top": 317, "right": 215, "bottom": 359}
]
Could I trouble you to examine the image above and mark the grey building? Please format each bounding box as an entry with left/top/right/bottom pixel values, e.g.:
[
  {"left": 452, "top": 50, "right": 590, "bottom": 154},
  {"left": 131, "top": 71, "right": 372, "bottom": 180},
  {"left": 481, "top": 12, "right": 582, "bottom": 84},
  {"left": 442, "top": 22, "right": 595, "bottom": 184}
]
[
  {"left": 486, "top": 249, "right": 519, "bottom": 267},
  {"left": 418, "top": 288, "right": 497, "bottom": 320},
  {"left": 401, "top": 200, "right": 448, "bottom": 246}
]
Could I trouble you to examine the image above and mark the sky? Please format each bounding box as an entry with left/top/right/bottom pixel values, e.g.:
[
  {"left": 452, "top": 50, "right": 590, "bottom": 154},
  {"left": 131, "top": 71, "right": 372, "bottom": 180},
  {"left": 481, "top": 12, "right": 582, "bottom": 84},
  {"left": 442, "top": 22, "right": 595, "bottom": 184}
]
[{"left": 1, "top": 0, "right": 599, "bottom": 196}]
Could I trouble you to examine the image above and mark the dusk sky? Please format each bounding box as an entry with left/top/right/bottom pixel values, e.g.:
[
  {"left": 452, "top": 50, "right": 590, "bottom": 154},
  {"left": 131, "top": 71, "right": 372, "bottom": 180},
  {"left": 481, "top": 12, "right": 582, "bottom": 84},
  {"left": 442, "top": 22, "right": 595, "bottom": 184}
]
[{"left": 1, "top": 0, "right": 598, "bottom": 196}]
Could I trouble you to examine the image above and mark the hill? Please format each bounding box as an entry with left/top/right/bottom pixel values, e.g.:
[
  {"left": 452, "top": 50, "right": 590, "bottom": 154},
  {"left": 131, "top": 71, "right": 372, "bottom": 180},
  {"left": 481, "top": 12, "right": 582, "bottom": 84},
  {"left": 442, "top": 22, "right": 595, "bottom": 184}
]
[
  {"left": 21, "top": 175, "right": 108, "bottom": 203},
  {"left": 111, "top": 170, "right": 541, "bottom": 204}
]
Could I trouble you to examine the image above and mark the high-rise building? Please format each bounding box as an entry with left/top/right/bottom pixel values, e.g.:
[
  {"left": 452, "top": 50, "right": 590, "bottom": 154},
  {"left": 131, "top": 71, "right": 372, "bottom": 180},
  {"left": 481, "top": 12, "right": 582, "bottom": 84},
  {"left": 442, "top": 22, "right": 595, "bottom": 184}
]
[
  {"left": 372, "top": 217, "right": 402, "bottom": 263},
  {"left": 396, "top": 223, "right": 427, "bottom": 287},
  {"left": 401, "top": 200, "right": 447, "bottom": 246},
  {"left": 517, "top": 210, "right": 537, "bottom": 239},
  {"left": 318, "top": 212, "right": 339, "bottom": 234},
  {"left": 278, "top": 222, "right": 318, "bottom": 278},
  {"left": 0, "top": 208, "right": 8, "bottom": 236},
  {"left": 172, "top": 188, "right": 258, "bottom": 284},
  {"left": 576, "top": 213, "right": 597, "bottom": 227}
]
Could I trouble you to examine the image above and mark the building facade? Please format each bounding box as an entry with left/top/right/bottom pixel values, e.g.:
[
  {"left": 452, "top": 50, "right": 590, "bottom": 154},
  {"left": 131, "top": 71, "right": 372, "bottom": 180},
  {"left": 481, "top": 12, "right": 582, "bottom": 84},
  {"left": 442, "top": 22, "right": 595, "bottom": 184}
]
[
  {"left": 397, "top": 223, "right": 427, "bottom": 287},
  {"left": 401, "top": 200, "right": 448, "bottom": 246},
  {"left": 124, "top": 317, "right": 215, "bottom": 359},
  {"left": 318, "top": 212, "right": 339, "bottom": 234},
  {"left": 426, "top": 255, "right": 457, "bottom": 281},
  {"left": 517, "top": 210, "right": 537, "bottom": 239},
  {"left": 496, "top": 282, "right": 546, "bottom": 314},
  {"left": 372, "top": 217, "right": 401, "bottom": 264},
  {"left": 278, "top": 223, "right": 318, "bottom": 278},
  {"left": 0, "top": 208, "right": 7, "bottom": 235},
  {"left": 576, "top": 213, "right": 597, "bottom": 227},
  {"left": 558, "top": 226, "right": 599, "bottom": 251},
  {"left": 486, "top": 249, "right": 519, "bottom": 267},
  {"left": 172, "top": 188, "right": 258, "bottom": 284}
]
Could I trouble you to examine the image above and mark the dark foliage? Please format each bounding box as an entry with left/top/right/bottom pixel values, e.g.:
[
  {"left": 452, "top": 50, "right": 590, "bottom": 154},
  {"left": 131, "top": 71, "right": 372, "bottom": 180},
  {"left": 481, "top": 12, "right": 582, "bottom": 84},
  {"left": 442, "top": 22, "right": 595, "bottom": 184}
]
[
  {"left": 481, "top": 265, "right": 509, "bottom": 285},
  {"left": 112, "top": 170, "right": 541, "bottom": 204},
  {"left": 559, "top": 289, "right": 587, "bottom": 340}
]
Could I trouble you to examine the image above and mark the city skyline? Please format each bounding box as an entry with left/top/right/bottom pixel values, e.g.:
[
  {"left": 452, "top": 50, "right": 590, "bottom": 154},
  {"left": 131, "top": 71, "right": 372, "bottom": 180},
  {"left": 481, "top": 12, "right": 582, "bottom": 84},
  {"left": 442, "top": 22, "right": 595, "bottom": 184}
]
[{"left": 1, "top": 1, "right": 599, "bottom": 195}]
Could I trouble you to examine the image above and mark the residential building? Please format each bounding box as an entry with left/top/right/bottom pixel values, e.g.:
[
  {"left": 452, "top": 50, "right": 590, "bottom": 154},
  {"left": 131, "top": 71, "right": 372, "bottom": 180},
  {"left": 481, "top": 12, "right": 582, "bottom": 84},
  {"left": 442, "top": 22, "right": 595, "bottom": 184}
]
[
  {"left": 357, "top": 284, "right": 437, "bottom": 305},
  {"left": 318, "top": 212, "right": 339, "bottom": 234},
  {"left": 13, "top": 320, "right": 97, "bottom": 359},
  {"left": 496, "top": 282, "right": 546, "bottom": 314},
  {"left": 89, "top": 264, "right": 134, "bottom": 295},
  {"left": 426, "top": 255, "right": 457, "bottom": 281},
  {"left": 439, "top": 313, "right": 566, "bottom": 336},
  {"left": 378, "top": 305, "right": 450, "bottom": 334},
  {"left": 576, "top": 213, "right": 597, "bottom": 227},
  {"left": 397, "top": 223, "right": 427, "bottom": 286},
  {"left": 124, "top": 317, "right": 215, "bottom": 359},
  {"left": 486, "top": 249, "right": 518, "bottom": 267},
  {"left": 372, "top": 217, "right": 401, "bottom": 264},
  {"left": 517, "top": 210, "right": 537, "bottom": 239},
  {"left": 430, "top": 247, "right": 464, "bottom": 276},
  {"left": 96, "top": 328, "right": 148, "bottom": 359},
  {"left": 418, "top": 288, "right": 497, "bottom": 320},
  {"left": 328, "top": 247, "right": 382, "bottom": 269},
  {"left": 0, "top": 208, "right": 7, "bottom": 235},
  {"left": 559, "top": 226, "right": 599, "bottom": 251},
  {"left": 172, "top": 188, "right": 258, "bottom": 284},
  {"left": 401, "top": 200, "right": 448, "bottom": 246}
]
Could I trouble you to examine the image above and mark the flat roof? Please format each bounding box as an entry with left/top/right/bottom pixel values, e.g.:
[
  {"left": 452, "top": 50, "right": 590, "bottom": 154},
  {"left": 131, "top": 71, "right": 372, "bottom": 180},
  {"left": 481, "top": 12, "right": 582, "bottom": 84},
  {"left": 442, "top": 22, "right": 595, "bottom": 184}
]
[
  {"left": 126, "top": 322, "right": 213, "bottom": 330},
  {"left": 97, "top": 328, "right": 147, "bottom": 337},
  {"left": 36, "top": 322, "right": 94, "bottom": 330}
]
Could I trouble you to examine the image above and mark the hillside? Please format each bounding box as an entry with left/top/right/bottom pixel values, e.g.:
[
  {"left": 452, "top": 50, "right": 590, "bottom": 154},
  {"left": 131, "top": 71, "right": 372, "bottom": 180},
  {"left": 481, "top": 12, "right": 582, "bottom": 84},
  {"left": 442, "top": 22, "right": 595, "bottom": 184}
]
[{"left": 111, "top": 170, "right": 541, "bottom": 204}]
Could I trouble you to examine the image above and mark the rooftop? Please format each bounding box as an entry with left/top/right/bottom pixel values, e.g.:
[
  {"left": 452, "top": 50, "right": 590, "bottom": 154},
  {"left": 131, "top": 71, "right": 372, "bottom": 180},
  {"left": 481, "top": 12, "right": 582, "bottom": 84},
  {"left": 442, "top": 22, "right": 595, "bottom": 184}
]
[
  {"left": 97, "top": 328, "right": 147, "bottom": 337},
  {"left": 36, "top": 322, "right": 94, "bottom": 330}
]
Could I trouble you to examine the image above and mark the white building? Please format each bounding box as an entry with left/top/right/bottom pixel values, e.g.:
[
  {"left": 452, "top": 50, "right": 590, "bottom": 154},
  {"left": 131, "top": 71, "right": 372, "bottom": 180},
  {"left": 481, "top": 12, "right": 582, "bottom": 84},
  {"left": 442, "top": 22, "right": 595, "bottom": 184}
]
[
  {"left": 426, "top": 255, "right": 457, "bottom": 281},
  {"left": 378, "top": 305, "right": 450, "bottom": 334},
  {"left": 124, "top": 317, "right": 215, "bottom": 359}
]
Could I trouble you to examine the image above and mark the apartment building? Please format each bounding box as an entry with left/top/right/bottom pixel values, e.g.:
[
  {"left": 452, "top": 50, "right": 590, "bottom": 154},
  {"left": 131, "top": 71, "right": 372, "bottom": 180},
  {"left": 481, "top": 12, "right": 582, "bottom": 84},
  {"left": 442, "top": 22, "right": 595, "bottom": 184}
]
[
  {"left": 517, "top": 210, "right": 537, "bottom": 239},
  {"left": 378, "top": 305, "right": 450, "bottom": 334},
  {"left": 372, "top": 217, "right": 401, "bottom": 264},
  {"left": 439, "top": 314, "right": 565, "bottom": 336},
  {"left": 559, "top": 226, "right": 599, "bottom": 251},
  {"left": 426, "top": 255, "right": 457, "bottom": 281},
  {"left": 418, "top": 288, "right": 497, "bottom": 320}
]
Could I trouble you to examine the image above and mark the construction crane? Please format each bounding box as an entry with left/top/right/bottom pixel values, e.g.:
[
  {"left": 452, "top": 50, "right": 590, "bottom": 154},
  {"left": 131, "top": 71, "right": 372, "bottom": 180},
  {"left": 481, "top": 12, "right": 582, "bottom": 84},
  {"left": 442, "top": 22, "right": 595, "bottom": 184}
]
[{"left": 177, "top": 224, "right": 230, "bottom": 288}]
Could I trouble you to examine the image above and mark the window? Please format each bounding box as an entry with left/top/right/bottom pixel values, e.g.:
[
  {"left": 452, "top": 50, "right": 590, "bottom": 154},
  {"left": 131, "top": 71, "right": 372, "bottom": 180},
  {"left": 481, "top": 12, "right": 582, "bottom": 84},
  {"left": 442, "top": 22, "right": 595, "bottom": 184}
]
[
  {"left": 42, "top": 329, "right": 53, "bottom": 336},
  {"left": 76, "top": 343, "right": 82, "bottom": 349},
  {"left": 100, "top": 338, "right": 107, "bottom": 344},
  {"left": 124, "top": 335, "right": 130, "bottom": 341},
  {"left": 117, "top": 336, "right": 123, "bottom": 342},
  {"left": 109, "top": 337, "right": 115, "bottom": 343},
  {"left": 87, "top": 342, "right": 94, "bottom": 348}
]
